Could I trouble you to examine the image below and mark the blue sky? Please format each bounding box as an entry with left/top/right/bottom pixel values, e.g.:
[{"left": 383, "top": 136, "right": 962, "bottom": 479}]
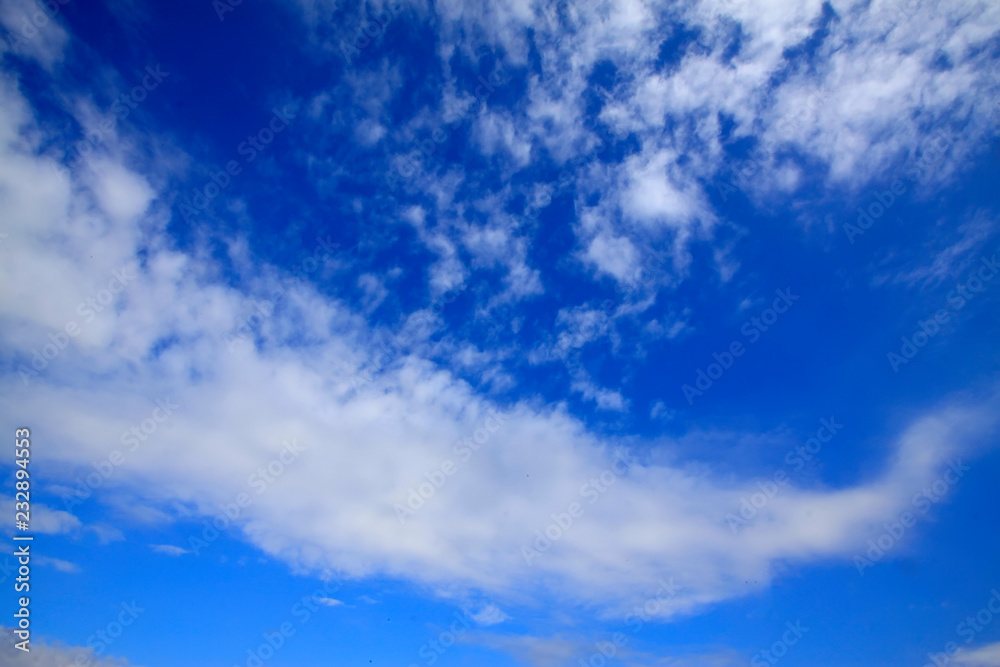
[{"left": 1, "top": 0, "right": 1000, "bottom": 665}]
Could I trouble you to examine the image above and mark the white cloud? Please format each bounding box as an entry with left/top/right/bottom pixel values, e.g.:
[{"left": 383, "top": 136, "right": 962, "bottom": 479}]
[
  {"left": 650, "top": 400, "right": 675, "bottom": 421},
  {"left": 470, "top": 603, "right": 509, "bottom": 625},
  {"left": 87, "top": 524, "right": 126, "bottom": 544},
  {"left": 315, "top": 596, "right": 344, "bottom": 607},
  {"left": 0, "top": 501, "right": 80, "bottom": 536},
  {"left": 468, "top": 632, "right": 588, "bottom": 667},
  {"left": 86, "top": 160, "right": 156, "bottom": 226},
  {"left": 411, "top": 0, "right": 999, "bottom": 288},
  {"left": 357, "top": 273, "right": 389, "bottom": 313},
  {"left": 0, "top": 0, "right": 70, "bottom": 71},
  {"left": 882, "top": 210, "right": 997, "bottom": 287},
  {"left": 354, "top": 118, "right": 387, "bottom": 146},
  {"left": 584, "top": 233, "right": 638, "bottom": 283},
  {"left": 621, "top": 148, "right": 708, "bottom": 229},
  {"left": 475, "top": 108, "right": 532, "bottom": 167},
  {"left": 956, "top": 642, "right": 1000, "bottom": 667},
  {"left": 459, "top": 214, "right": 543, "bottom": 305},
  {"left": 569, "top": 369, "right": 629, "bottom": 412},
  {"left": 3, "top": 4, "right": 1000, "bottom": 630},
  {"left": 150, "top": 544, "right": 190, "bottom": 557},
  {"left": 36, "top": 556, "right": 81, "bottom": 573},
  {"left": 0, "top": 628, "right": 132, "bottom": 666}
]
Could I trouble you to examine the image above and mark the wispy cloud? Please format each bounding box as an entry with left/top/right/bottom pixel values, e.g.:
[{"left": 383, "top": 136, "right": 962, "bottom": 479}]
[
  {"left": 150, "top": 544, "right": 190, "bottom": 557},
  {"left": 36, "top": 556, "right": 81, "bottom": 573}
]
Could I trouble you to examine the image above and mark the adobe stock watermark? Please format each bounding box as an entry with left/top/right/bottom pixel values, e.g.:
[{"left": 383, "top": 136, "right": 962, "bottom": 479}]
[
  {"left": 853, "top": 459, "right": 970, "bottom": 575},
  {"left": 514, "top": 124, "right": 615, "bottom": 228},
  {"left": 726, "top": 417, "right": 844, "bottom": 533},
  {"left": 577, "top": 578, "right": 682, "bottom": 667},
  {"left": 212, "top": 0, "right": 245, "bottom": 21},
  {"left": 68, "top": 65, "right": 169, "bottom": 165},
  {"left": 956, "top": 589, "right": 1000, "bottom": 649},
  {"left": 681, "top": 288, "right": 800, "bottom": 405},
  {"left": 624, "top": 577, "right": 683, "bottom": 633},
  {"left": 62, "top": 397, "right": 180, "bottom": 510},
  {"left": 887, "top": 252, "right": 998, "bottom": 373},
  {"left": 406, "top": 610, "right": 475, "bottom": 667},
  {"left": 223, "top": 236, "right": 340, "bottom": 352},
  {"left": 521, "top": 449, "right": 631, "bottom": 565},
  {"left": 178, "top": 106, "right": 296, "bottom": 223},
  {"left": 750, "top": 620, "right": 809, "bottom": 667},
  {"left": 921, "top": 588, "right": 1000, "bottom": 667},
  {"left": 349, "top": 282, "right": 469, "bottom": 390},
  {"left": 187, "top": 439, "right": 306, "bottom": 555},
  {"left": 234, "top": 569, "right": 346, "bottom": 667},
  {"left": 716, "top": 90, "right": 830, "bottom": 204},
  {"left": 3, "top": 0, "right": 73, "bottom": 56},
  {"left": 18, "top": 263, "right": 139, "bottom": 385},
  {"left": 64, "top": 601, "right": 145, "bottom": 667},
  {"left": 869, "top": 0, "right": 922, "bottom": 35},
  {"left": 843, "top": 128, "right": 953, "bottom": 244},
  {"left": 339, "top": 1, "right": 403, "bottom": 63},
  {"left": 385, "top": 68, "right": 504, "bottom": 192},
  {"left": 394, "top": 409, "right": 507, "bottom": 524},
  {"left": 549, "top": 248, "right": 672, "bottom": 359}
]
